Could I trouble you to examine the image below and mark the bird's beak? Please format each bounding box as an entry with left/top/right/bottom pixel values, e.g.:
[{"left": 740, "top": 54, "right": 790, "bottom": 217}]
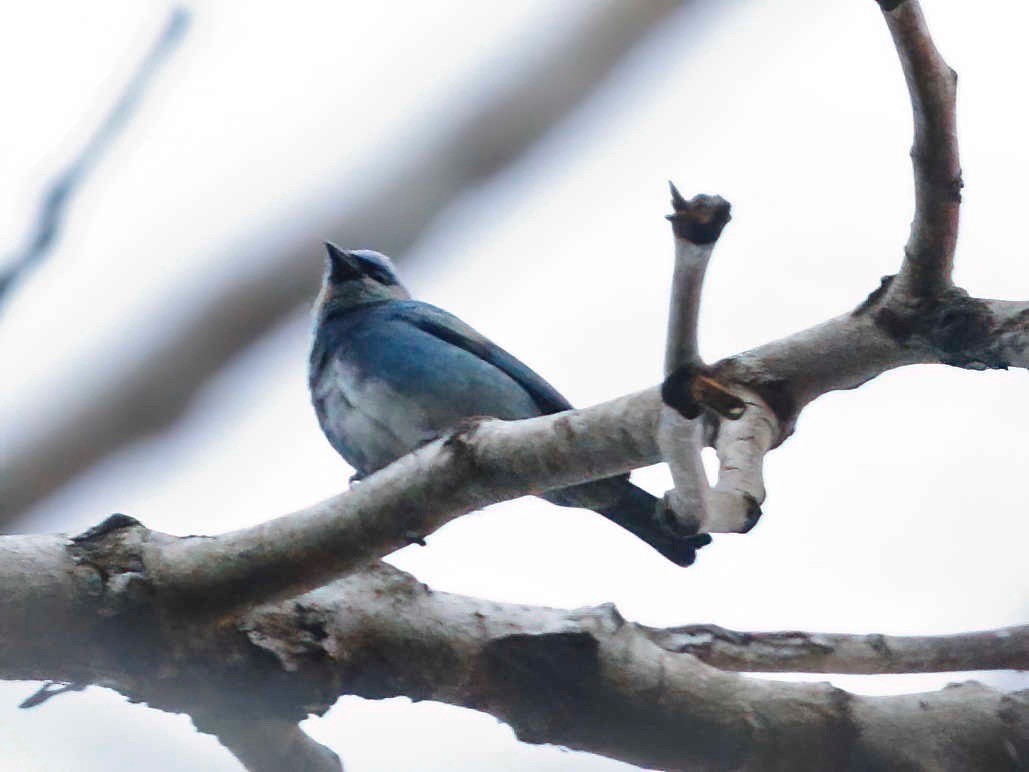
[{"left": 325, "top": 242, "right": 363, "bottom": 282}]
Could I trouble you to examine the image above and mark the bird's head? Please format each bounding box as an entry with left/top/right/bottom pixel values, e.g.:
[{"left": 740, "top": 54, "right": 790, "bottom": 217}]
[{"left": 316, "top": 243, "right": 411, "bottom": 316}]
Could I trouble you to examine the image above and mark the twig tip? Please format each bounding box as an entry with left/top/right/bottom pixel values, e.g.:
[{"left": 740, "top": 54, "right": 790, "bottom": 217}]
[
  {"left": 666, "top": 192, "right": 732, "bottom": 245},
  {"left": 669, "top": 180, "right": 687, "bottom": 211}
]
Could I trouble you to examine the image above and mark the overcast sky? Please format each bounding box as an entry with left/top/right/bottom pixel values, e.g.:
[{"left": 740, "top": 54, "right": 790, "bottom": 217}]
[{"left": 2, "top": 1, "right": 1027, "bottom": 770}]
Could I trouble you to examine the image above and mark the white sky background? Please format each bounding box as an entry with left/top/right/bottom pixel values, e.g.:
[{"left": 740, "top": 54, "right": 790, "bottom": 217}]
[{"left": 1, "top": 1, "right": 1027, "bottom": 770}]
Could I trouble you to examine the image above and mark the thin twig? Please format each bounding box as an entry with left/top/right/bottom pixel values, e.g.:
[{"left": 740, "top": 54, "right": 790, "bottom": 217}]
[
  {"left": 0, "top": 8, "right": 190, "bottom": 304},
  {"left": 663, "top": 183, "right": 729, "bottom": 376}
]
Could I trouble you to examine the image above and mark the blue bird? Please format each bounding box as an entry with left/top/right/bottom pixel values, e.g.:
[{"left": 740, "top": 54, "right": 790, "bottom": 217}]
[{"left": 308, "top": 244, "right": 709, "bottom": 565}]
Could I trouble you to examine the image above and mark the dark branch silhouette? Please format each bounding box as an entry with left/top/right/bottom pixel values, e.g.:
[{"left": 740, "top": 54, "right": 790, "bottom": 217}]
[{"left": 0, "top": 8, "right": 189, "bottom": 305}]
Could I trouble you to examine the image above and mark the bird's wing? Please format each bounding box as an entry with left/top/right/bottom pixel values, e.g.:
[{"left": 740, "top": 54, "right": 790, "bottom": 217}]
[{"left": 389, "top": 301, "right": 574, "bottom": 415}]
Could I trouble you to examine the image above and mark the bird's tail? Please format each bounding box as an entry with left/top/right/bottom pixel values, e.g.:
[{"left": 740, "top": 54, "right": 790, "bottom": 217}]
[{"left": 543, "top": 476, "right": 710, "bottom": 566}]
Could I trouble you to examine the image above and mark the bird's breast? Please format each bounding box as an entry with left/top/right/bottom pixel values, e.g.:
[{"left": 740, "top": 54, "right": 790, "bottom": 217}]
[{"left": 309, "top": 314, "right": 541, "bottom": 474}]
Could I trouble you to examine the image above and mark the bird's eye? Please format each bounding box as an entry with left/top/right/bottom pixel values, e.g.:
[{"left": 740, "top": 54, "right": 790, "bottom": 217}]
[{"left": 360, "top": 262, "right": 397, "bottom": 285}]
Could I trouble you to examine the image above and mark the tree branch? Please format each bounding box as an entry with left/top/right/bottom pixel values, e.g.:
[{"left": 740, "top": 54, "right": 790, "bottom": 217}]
[
  {"left": 879, "top": 0, "right": 962, "bottom": 299},
  {"left": 7, "top": 272, "right": 1029, "bottom": 612},
  {"left": 658, "top": 188, "right": 728, "bottom": 532},
  {"left": 244, "top": 566, "right": 1028, "bottom": 770},
  {"left": 122, "top": 391, "right": 671, "bottom": 612},
  {"left": 658, "top": 187, "right": 771, "bottom": 535},
  {"left": 2, "top": 548, "right": 1024, "bottom": 771}
]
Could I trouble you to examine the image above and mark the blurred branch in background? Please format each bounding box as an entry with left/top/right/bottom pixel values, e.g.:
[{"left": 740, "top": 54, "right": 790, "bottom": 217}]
[
  {"left": 0, "top": 8, "right": 190, "bottom": 305},
  {"left": 2, "top": 0, "right": 710, "bottom": 529}
]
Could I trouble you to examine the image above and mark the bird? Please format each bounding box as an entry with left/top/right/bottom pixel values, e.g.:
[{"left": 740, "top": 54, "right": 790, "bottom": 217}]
[{"left": 308, "top": 243, "right": 710, "bottom": 565}]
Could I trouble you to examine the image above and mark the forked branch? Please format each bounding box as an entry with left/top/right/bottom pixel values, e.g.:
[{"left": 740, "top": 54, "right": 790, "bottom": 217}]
[{"left": 655, "top": 0, "right": 1023, "bottom": 538}]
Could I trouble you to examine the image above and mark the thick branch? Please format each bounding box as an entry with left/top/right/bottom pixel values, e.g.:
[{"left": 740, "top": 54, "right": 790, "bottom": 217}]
[
  {"left": 1, "top": 0, "right": 697, "bottom": 528},
  {"left": 147, "top": 391, "right": 666, "bottom": 610},
  {"left": 246, "top": 568, "right": 1028, "bottom": 770},
  {"left": 1, "top": 548, "right": 1025, "bottom": 771},
  {"left": 2, "top": 276, "right": 1024, "bottom": 610},
  {"left": 8, "top": 282, "right": 1029, "bottom": 612},
  {"left": 880, "top": 0, "right": 961, "bottom": 299},
  {"left": 709, "top": 309, "right": 934, "bottom": 437}
]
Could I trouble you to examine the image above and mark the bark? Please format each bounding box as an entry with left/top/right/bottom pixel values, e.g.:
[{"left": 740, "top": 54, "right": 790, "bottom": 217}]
[{"left": 1, "top": 533, "right": 1025, "bottom": 771}]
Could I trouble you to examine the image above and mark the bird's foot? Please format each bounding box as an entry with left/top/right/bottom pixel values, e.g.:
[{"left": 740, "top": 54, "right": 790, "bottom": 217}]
[
  {"left": 655, "top": 500, "right": 713, "bottom": 567},
  {"left": 670, "top": 533, "right": 713, "bottom": 567}
]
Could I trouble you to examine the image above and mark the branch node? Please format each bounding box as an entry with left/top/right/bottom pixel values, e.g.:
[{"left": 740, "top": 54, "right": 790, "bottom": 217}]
[
  {"left": 71, "top": 513, "right": 143, "bottom": 543},
  {"left": 662, "top": 365, "right": 746, "bottom": 421},
  {"left": 853, "top": 275, "right": 897, "bottom": 316}
]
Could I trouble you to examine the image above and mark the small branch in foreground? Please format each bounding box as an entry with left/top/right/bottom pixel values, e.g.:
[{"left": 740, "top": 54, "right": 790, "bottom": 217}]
[
  {"left": 658, "top": 185, "right": 766, "bottom": 534},
  {"left": 0, "top": 8, "right": 190, "bottom": 305}
]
